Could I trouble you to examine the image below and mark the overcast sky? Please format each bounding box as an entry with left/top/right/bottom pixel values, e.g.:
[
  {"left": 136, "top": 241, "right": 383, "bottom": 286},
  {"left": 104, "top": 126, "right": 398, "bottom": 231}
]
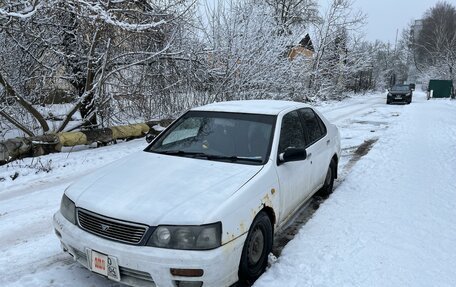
[
  {"left": 352, "top": 0, "right": 442, "bottom": 43},
  {"left": 201, "top": 0, "right": 443, "bottom": 44}
]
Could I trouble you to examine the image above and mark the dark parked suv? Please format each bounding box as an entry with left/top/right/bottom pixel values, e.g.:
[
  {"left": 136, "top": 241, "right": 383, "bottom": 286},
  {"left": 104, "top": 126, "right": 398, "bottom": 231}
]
[{"left": 387, "top": 84, "right": 413, "bottom": 104}]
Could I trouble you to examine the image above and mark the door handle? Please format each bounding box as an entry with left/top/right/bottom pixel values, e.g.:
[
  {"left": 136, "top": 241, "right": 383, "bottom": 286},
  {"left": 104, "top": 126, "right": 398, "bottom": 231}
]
[
  {"left": 326, "top": 139, "right": 331, "bottom": 145},
  {"left": 307, "top": 152, "right": 312, "bottom": 159}
]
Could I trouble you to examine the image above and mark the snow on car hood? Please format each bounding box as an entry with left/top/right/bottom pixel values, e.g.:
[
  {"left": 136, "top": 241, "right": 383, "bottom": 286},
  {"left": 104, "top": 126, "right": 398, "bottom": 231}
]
[{"left": 66, "top": 151, "right": 263, "bottom": 226}]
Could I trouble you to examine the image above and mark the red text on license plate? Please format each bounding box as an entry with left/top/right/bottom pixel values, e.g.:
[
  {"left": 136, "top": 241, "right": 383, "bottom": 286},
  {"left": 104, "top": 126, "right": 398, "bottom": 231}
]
[{"left": 91, "top": 251, "right": 108, "bottom": 276}]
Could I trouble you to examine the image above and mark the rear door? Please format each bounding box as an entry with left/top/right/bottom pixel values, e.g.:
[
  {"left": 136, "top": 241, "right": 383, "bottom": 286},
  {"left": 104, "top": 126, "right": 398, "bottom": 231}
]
[{"left": 298, "top": 108, "right": 330, "bottom": 193}]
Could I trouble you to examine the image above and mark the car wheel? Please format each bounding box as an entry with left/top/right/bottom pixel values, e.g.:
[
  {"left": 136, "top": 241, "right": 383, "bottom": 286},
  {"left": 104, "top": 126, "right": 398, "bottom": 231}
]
[
  {"left": 317, "top": 161, "right": 335, "bottom": 197},
  {"left": 386, "top": 100, "right": 390, "bottom": 105},
  {"left": 238, "top": 211, "right": 273, "bottom": 283}
]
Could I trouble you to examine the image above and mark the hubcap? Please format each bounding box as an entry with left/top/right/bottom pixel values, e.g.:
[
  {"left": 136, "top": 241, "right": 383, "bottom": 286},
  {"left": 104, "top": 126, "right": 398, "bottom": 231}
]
[{"left": 248, "top": 227, "right": 264, "bottom": 265}]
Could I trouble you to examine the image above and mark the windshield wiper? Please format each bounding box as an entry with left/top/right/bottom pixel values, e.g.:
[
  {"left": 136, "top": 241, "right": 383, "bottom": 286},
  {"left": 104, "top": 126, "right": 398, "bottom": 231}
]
[
  {"left": 202, "top": 154, "right": 263, "bottom": 163},
  {"left": 155, "top": 150, "right": 206, "bottom": 157},
  {"left": 156, "top": 150, "right": 263, "bottom": 163}
]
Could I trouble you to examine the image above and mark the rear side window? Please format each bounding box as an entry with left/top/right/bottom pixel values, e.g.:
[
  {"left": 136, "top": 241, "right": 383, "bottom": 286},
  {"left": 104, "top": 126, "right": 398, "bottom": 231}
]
[
  {"left": 298, "top": 108, "right": 326, "bottom": 146},
  {"left": 278, "top": 111, "right": 306, "bottom": 154}
]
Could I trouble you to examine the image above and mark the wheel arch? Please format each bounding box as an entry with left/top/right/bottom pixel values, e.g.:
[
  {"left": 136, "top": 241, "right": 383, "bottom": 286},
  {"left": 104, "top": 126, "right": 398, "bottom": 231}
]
[
  {"left": 260, "top": 205, "right": 276, "bottom": 231},
  {"left": 238, "top": 206, "right": 275, "bottom": 282}
]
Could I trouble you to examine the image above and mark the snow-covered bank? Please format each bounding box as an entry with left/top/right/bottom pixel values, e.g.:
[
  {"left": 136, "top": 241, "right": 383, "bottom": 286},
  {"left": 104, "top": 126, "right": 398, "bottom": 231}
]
[
  {"left": 0, "top": 139, "right": 145, "bottom": 191},
  {"left": 0, "top": 140, "right": 146, "bottom": 287},
  {"left": 255, "top": 97, "right": 456, "bottom": 287}
]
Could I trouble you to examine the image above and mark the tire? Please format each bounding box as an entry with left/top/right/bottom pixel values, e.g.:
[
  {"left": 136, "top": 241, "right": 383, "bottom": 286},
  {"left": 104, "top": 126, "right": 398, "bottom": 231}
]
[
  {"left": 317, "top": 160, "right": 335, "bottom": 197},
  {"left": 238, "top": 211, "right": 273, "bottom": 283},
  {"left": 386, "top": 100, "right": 390, "bottom": 105}
]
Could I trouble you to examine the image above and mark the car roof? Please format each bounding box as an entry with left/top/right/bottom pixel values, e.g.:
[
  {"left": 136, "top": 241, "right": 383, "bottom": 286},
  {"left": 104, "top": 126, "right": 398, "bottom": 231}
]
[{"left": 191, "top": 100, "right": 311, "bottom": 115}]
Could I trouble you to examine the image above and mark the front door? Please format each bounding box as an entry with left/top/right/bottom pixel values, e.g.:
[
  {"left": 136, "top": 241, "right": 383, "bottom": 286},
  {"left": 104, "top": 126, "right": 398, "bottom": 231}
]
[{"left": 275, "top": 110, "right": 313, "bottom": 222}]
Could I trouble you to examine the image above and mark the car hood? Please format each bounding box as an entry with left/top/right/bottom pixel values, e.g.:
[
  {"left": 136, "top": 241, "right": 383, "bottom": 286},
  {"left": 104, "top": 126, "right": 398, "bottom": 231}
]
[{"left": 66, "top": 152, "right": 263, "bottom": 225}]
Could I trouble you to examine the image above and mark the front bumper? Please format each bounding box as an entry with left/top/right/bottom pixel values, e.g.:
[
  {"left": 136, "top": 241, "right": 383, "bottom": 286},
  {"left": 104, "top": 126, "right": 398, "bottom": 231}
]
[
  {"left": 387, "top": 94, "right": 411, "bottom": 103},
  {"left": 53, "top": 212, "right": 245, "bottom": 287}
]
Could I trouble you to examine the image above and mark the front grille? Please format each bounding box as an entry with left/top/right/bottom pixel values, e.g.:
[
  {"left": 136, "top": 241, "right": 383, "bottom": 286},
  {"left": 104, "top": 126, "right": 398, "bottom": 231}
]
[{"left": 77, "top": 209, "right": 148, "bottom": 244}]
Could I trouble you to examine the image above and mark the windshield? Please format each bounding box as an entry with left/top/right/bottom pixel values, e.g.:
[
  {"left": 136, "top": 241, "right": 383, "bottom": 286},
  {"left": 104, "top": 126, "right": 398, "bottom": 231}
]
[
  {"left": 145, "top": 111, "right": 276, "bottom": 165},
  {"left": 391, "top": 85, "right": 410, "bottom": 91}
]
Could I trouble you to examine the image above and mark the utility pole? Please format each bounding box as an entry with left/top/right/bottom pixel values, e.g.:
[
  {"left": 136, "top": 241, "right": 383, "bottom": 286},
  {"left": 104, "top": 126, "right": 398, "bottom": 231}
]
[{"left": 394, "top": 28, "right": 399, "bottom": 54}]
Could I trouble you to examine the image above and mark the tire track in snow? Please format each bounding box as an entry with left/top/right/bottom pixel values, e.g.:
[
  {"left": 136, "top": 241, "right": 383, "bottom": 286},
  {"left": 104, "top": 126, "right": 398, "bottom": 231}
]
[
  {"left": 272, "top": 96, "right": 389, "bottom": 257},
  {"left": 269, "top": 91, "right": 423, "bottom": 263},
  {"left": 320, "top": 95, "right": 385, "bottom": 123},
  {"left": 272, "top": 138, "right": 378, "bottom": 256}
]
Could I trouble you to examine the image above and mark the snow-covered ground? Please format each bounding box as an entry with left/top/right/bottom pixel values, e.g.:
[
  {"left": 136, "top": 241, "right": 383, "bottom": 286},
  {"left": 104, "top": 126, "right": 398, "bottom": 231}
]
[
  {"left": 0, "top": 104, "right": 83, "bottom": 141},
  {"left": 255, "top": 92, "right": 456, "bottom": 287},
  {"left": 1, "top": 90, "right": 455, "bottom": 286}
]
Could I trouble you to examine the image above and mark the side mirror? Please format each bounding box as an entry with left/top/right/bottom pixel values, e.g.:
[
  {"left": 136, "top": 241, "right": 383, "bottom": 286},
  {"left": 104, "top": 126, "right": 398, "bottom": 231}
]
[
  {"left": 278, "top": 147, "right": 307, "bottom": 164},
  {"left": 146, "top": 133, "right": 156, "bottom": 143}
]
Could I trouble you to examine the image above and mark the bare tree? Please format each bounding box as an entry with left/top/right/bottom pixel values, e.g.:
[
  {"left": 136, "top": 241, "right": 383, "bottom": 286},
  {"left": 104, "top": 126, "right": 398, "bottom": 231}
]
[
  {"left": 415, "top": 1, "right": 456, "bottom": 81},
  {"left": 262, "top": 0, "right": 320, "bottom": 35},
  {"left": 199, "top": 0, "right": 313, "bottom": 101},
  {"left": 0, "top": 0, "right": 196, "bottom": 136},
  {"left": 306, "top": 0, "right": 366, "bottom": 99}
]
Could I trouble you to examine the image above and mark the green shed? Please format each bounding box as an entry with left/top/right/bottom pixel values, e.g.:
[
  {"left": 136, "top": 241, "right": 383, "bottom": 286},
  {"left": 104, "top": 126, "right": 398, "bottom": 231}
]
[{"left": 428, "top": 80, "right": 454, "bottom": 98}]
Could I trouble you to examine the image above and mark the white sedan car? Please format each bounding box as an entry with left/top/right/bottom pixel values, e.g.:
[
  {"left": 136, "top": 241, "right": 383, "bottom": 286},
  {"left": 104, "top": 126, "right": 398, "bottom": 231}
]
[{"left": 53, "top": 100, "right": 341, "bottom": 287}]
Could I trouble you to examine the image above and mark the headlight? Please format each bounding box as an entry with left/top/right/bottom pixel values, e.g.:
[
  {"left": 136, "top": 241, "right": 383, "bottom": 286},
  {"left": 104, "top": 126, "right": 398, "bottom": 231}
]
[
  {"left": 406, "top": 93, "right": 411, "bottom": 96},
  {"left": 60, "top": 193, "right": 76, "bottom": 225},
  {"left": 387, "top": 93, "right": 392, "bottom": 96},
  {"left": 147, "top": 222, "right": 221, "bottom": 250}
]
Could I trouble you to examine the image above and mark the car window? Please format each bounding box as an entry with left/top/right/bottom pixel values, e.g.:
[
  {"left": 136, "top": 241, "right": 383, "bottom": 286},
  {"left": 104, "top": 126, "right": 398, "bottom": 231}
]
[
  {"left": 278, "top": 111, "right": 306, "bottom": 154},
  {"left": 316, "top": 114, "right": 327, "bottom": 136},
  {"left": 298, "top": 108, "right": 325, "bottom": 146},
  {"left": 146, "top": 111, "right": 276, "bottom": 165},
  {"left": 163, "top": 118, "right": 201, "bottom": 145},
  {"left": 392, "top": 85, "right": 410, "bottom": 91}
]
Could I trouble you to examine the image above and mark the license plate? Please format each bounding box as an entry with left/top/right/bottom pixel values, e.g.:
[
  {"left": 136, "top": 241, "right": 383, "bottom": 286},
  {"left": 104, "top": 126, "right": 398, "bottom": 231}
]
[
  {"left": 89, "top": 250, "right": 121, "bottom": 281},
  {"left": 395, "top": 96, "right": 402, "bottom": 99}
]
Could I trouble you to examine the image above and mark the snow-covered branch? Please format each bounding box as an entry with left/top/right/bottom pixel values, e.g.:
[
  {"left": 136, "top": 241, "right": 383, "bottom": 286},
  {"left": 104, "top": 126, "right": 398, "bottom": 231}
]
[{"left": 0, "top": 0, "right": 44, "bottom": 19}]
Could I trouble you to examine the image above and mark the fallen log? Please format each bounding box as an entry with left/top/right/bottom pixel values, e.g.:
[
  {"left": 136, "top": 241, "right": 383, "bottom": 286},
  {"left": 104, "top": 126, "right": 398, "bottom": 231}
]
[{"left": 0, "top": 119, "right": 173, "bottom": 165}]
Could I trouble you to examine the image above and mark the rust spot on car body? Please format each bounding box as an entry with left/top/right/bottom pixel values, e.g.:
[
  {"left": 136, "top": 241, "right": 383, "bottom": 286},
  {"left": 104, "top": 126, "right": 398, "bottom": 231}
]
[
  {"left": 251, "top": 209, "right": 258, "bottom": 219},
  {"left": 262, "top": 193, "right": 272, "bottom": 207},
  {"left": 239, "top": 222, "right": 246, "bottom": 234}
]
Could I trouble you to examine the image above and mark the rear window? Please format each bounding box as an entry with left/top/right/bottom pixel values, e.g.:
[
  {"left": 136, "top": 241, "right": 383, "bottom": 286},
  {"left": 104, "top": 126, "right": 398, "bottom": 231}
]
[{"left": 392, "top": 85, "right": 410, "bottom": 91}]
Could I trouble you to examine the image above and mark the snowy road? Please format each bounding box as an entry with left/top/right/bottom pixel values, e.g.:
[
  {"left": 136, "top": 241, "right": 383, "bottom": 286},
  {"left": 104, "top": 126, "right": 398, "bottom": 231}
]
[
  {"left": 255, "top": 91, "right": 456, "bottom": 287},
  {"left": 2, "top": 90, "right": 452, "bottom": 287}
]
